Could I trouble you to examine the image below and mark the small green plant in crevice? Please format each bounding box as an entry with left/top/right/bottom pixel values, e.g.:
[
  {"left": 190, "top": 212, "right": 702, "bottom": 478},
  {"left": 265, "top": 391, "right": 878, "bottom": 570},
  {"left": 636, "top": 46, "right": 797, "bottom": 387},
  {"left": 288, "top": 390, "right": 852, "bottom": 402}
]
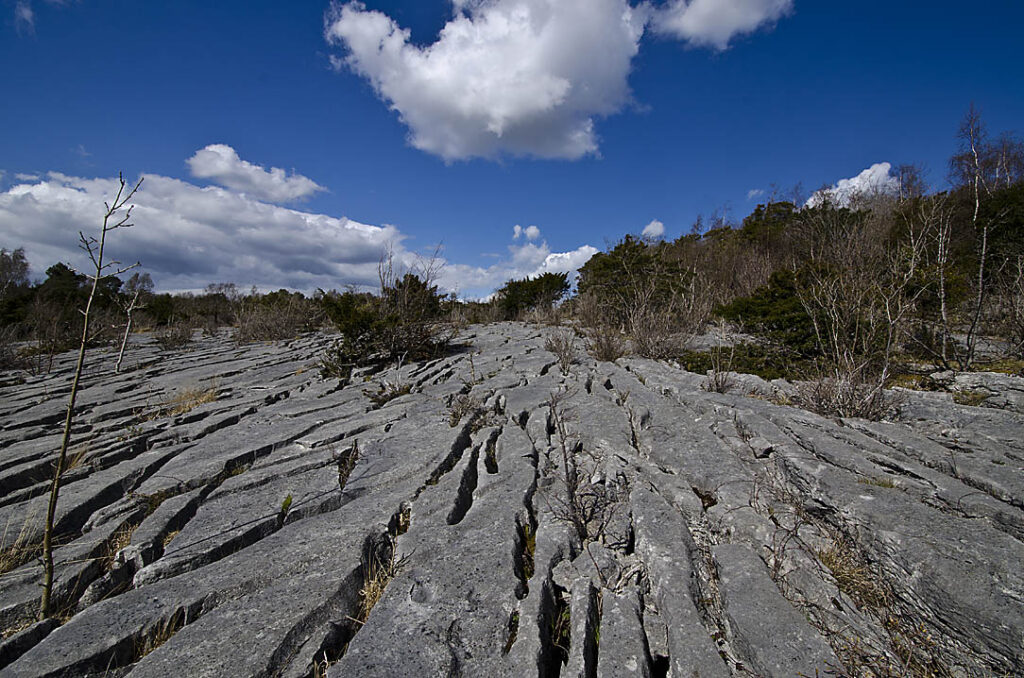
[
  {"left": 549, "top": 588, "right": 572, "bottom": 664},
  {"left": 278, "top": 494, "right": 293, "bottom": 526},
  {"left": 514, "top": 520, "right": 536, "bottom": 590},
  {"left": 502, "top": 610, "right": 520, "bottom": 655}
]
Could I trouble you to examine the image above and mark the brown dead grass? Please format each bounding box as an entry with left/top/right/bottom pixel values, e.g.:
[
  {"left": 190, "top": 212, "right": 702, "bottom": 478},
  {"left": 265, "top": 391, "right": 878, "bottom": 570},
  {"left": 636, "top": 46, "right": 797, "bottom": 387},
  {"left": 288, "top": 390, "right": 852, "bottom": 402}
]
[
  {"left": 134, "top": 610, "right": 185, "bottom": 659},
  {"left": 818, "top": 540, "right": 888, "bottom": 610},
  {"left": 0, "top": 512, "right": 41, "bottom": 577}
]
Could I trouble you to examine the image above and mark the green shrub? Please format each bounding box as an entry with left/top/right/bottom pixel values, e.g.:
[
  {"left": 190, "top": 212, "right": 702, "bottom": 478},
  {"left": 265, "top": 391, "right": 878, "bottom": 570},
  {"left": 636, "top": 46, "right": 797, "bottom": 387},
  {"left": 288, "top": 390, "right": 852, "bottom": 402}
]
[
  {"left": 319, "top": 274, "right": 451, "bottom": 380},
  {"left": 496, "top": 272, "right": 569, "bottom": 319},
  {"left": 717, "top": 270, "right": 818, "bottom": 357}
]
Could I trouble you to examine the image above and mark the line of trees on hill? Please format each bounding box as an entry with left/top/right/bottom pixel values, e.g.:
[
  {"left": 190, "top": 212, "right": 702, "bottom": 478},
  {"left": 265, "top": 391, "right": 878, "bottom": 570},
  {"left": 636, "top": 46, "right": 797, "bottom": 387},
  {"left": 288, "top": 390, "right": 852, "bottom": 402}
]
[{"left": 2, "top": 109, "right": 1022, "bottom": 418}]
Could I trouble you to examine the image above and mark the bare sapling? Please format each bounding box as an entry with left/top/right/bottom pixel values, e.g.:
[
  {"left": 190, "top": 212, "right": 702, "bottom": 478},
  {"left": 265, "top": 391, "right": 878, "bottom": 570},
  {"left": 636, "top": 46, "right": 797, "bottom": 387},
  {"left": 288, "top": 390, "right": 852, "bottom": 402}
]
[
  {"left": 115, "top": 274, "right": 150, "bottom": 372},
  {"left": 40, "top": 173, "right": 142, "bottom": 619}
]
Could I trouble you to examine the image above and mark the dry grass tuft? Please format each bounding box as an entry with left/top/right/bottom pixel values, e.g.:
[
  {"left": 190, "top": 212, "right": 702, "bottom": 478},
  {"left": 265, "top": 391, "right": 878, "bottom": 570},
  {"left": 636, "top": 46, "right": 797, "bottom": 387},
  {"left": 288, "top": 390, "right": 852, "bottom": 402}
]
[
  {"left": 164, "top": 385, "right": 219, "bottom": 416},
  {"left": 952, "top": 389, "right": 989, "bottom": 407},
  {"left": 135, "top": 610, "right": 185, "bottom": 659},
  {"left": 818, "top": 540, "right": 888, "bottom": 610},
  {"left": 102, "top": 523, "right": 137, "bottom": 570},
  {"left": 858, "top": 476, "right": 897, "bottom": 489},
  {"left": 65, "top": 443, "right": 92, "bottom": 473},
  {"left": 586, "top": 325, "right": 626, "bottom": 362},
  {"left": 544, "top": 329, "right": 578, "bottom": 375},
  {"left": 354, "top": 547, "right": 402, "bottom": 626},
  {"left": 364, "top": 381, "right": 412, "bottom": 408},
  {"left": 0, "top": 513, "right": 41, "bottom": 577},
  {"left": 142, "top": 383, "right": 219, "bottom": 421},
  {"left": 161, "top": 530, "right": 180, "bottom": 549},
  {"left": 448, "top": 393, "right": 481, "bottom": 427}
]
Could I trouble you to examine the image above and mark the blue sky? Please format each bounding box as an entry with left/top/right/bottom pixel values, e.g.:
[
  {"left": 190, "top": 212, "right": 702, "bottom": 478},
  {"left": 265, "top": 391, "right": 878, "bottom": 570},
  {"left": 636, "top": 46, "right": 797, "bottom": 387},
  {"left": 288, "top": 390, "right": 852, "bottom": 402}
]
[{"left": 1, "top": 0, "right": 1022, "bottom": 297}]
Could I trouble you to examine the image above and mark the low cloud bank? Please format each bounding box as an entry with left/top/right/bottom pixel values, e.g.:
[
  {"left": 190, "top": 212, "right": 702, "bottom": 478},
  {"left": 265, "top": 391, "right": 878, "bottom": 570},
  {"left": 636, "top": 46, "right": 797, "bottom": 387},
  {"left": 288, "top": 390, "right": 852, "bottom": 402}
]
[{"left": 0, "top": 149, "right": 597, "bottom": 299}]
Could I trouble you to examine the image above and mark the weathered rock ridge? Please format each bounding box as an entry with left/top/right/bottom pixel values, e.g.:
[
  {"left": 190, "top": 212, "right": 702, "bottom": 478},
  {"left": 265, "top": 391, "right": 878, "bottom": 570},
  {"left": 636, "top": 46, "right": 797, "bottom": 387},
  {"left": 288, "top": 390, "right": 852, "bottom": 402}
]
[{"left": 0, "top": 324, "right": 1022, "bottom": 677}]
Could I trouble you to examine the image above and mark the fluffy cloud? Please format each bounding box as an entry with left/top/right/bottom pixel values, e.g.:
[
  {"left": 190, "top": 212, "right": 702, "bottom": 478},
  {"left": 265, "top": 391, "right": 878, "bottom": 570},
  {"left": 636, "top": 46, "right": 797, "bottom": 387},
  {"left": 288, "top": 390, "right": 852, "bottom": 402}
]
[
  {"left": 441, "top": 238, "right": 598, "bottom": 298},
  {"left": 0, "top": 172, "right": 393, "bottom": 293},
  {"left": 806, "top": 162, "right": 900, "bottom": 208},
  {"left": 651, "top": 0, "right": 793, "bottom": 49},
  {"left": 513, "top": 224, "right": 541, "bottom": 241},
  {"left": 325, "top": 0, "right": 646, "bottom": 161},
  {"left": 0, "top": 170, "right": 596, "bottom": 299},
  {"left": 747, "top": 188, "right": 765, "bottom": 200},
  {"left": 186, "top": 144, "right": 324, "bottom": 203},
  {"left": 325, "top": 1, "right": 793, "bottom": 160},
  {"left": 641, "top": 219, "right": 665, "bottom": 238}
]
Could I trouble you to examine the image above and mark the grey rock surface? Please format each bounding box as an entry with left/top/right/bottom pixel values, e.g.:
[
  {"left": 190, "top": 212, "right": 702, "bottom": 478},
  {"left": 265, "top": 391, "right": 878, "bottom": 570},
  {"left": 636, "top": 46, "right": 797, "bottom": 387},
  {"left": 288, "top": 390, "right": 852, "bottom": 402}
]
[{"left": 0, "top": 324, "right": 1022, "bottom": 677}]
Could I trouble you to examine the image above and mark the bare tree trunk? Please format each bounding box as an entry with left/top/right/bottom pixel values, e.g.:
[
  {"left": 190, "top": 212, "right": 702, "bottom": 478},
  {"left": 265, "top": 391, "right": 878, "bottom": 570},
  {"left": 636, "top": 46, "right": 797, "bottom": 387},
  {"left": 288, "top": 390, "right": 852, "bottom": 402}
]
[
  {"left": 955, "top": 107, "right": 999, "bottom": 370},
  {"left": 40, "top": 174, "right": 141, "bottom": 620},
  {"left": 115, "top": 290, "right": 141, "bottom": 373}
]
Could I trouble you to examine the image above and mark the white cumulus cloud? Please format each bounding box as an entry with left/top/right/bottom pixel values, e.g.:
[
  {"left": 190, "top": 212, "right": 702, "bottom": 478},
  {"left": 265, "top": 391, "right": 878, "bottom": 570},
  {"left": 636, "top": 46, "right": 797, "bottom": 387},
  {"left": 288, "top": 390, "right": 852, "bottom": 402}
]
[
  {"left": 186, "top": 144, "right": 325, "bottom": 203},
  {"left": 513, "top": 224, "right": 541, "bottom": 240},
  {"left": 806, "top": 162, "right": 900, "bottom": 208},
  {"left": 441, "top": 237, "right": 597, "bottom": 298},
  {"left": 651, "top": 0, "right": 793, "bottom": 49},
  {"left": 325, "top": 0, "right": 646, "bottom": 161},
  {"left": 325, "top": 0, "right": 794, "bottom": 161},
  {"left": 641, "top": 219, "right": 665, "bottom": 238}
]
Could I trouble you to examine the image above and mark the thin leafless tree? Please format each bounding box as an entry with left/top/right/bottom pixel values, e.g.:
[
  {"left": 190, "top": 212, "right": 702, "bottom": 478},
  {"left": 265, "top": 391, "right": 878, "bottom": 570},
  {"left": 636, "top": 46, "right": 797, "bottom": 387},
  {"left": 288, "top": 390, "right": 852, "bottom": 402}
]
[{"left": 40, "top": 173, "right": 142, "bottom": 619}]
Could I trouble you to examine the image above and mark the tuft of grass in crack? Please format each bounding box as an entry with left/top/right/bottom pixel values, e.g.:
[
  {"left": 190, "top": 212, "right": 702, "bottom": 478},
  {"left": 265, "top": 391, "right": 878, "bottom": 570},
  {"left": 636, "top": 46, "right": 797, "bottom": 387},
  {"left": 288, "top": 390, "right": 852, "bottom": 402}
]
[
  {"left": 65, "top": 443, "right": 92, "bottom": 473},
  {"left": 353, "top": 547, "right": 401, "bottom": 627},
  {"left": 519, "top": 523, "right": 536, "bottom": 581},
  {"left": 858, "top": 476, "right": 897, "bottom": 489},
  {"left": 448, "top": 393, "right": 481, "bottom": 427},
  {"left": 0, "top": 514, "right": 41, "bottom": 577},
  {"left": 161, "top": 530, "right": 180, "bottom": 549},
  {"left": 135, "top": 610, "right": 186, "bottom": 659},
  {"left": 817, "top": 540, "right": 888, "bottom": 610},
  {"left": 335, "top": 440, "right": 360, "bottom": 491},
  {"left": 364, "top": 381, "right": 412, "bottom": 408},
  {"left": 145, "top": 384, "right": 219, "bottom": 420},
  {"left": 102, "top": 523, "right": 137, "bottom": 571},
  {"left": 952, "top": 389, "right": 988, "bottom": 407},
  {"left": 550, "top": 588, "right": 572, "bottom": 663}
]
